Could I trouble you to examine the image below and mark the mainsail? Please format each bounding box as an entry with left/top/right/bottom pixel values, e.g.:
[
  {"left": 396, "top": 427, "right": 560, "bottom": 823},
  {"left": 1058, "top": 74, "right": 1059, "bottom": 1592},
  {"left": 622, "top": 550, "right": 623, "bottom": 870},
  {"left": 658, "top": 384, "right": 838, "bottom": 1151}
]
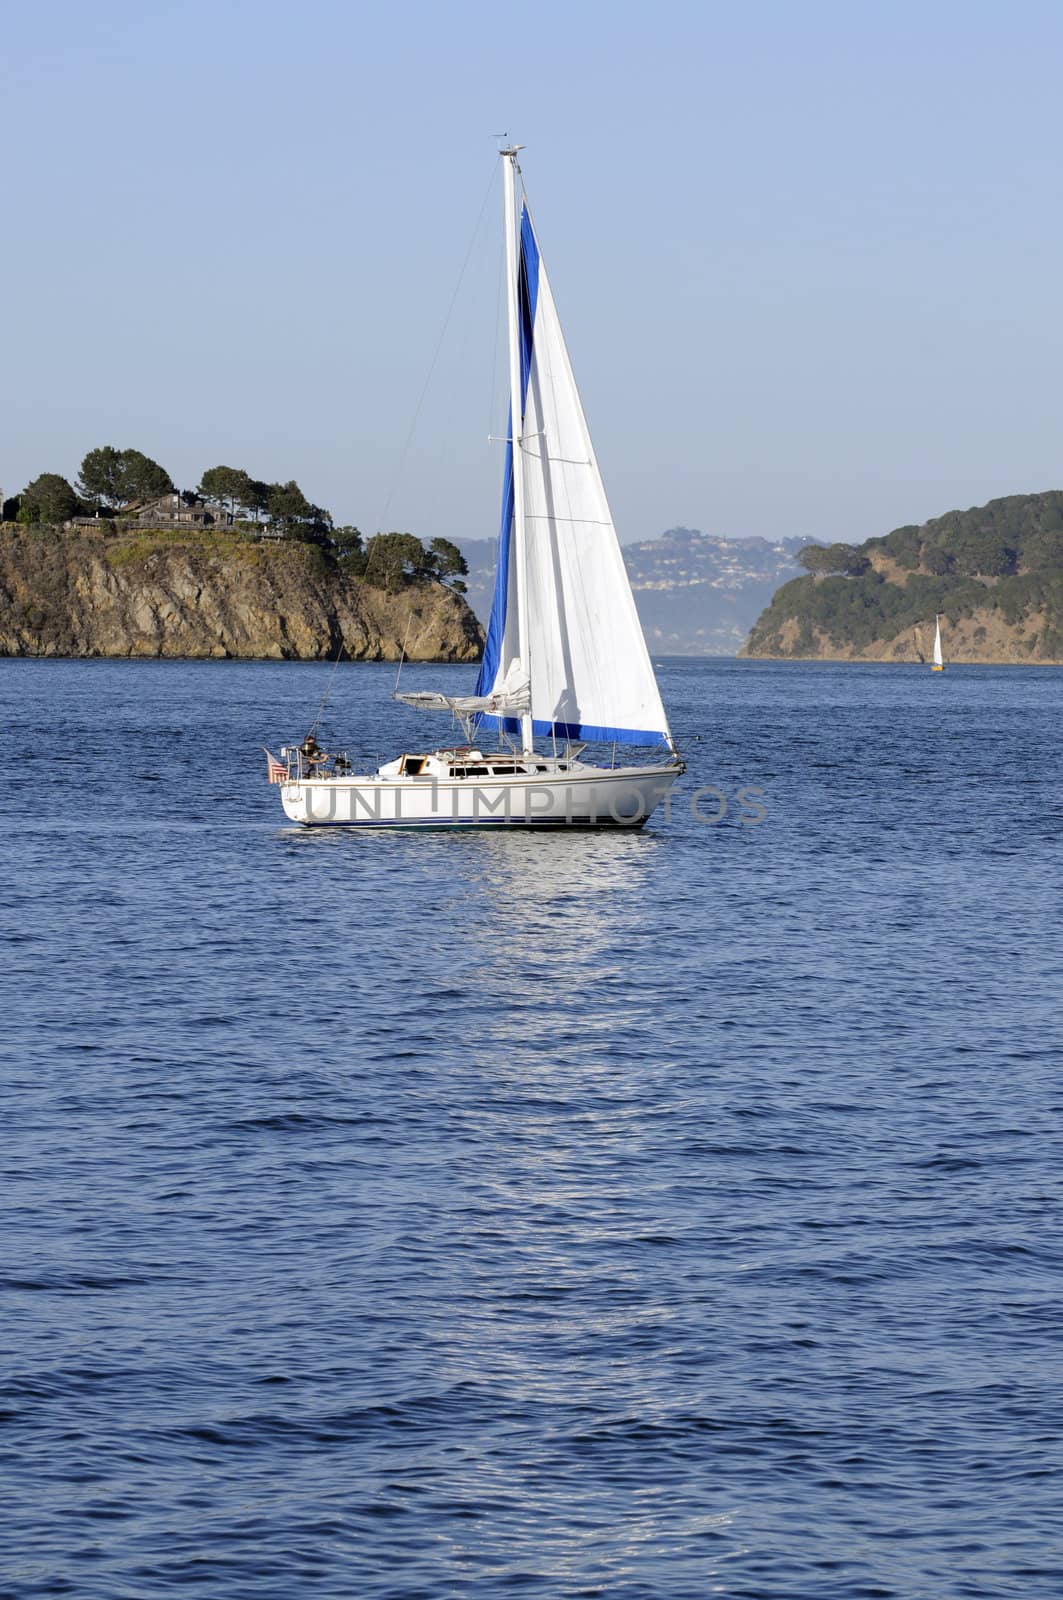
[
  {"left": 475, "top": 200, "right": 671, "bottom": 747},
  {"left": 933, "top": 616, "right": 944, "bottom": 668}
]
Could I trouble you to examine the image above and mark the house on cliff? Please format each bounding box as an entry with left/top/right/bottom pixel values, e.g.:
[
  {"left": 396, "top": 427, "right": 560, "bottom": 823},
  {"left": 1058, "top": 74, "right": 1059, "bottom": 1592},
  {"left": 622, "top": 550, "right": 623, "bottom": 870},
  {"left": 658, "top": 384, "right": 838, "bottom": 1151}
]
[{"left": 132, "top": 491, "right": 233, "bottom": 528}]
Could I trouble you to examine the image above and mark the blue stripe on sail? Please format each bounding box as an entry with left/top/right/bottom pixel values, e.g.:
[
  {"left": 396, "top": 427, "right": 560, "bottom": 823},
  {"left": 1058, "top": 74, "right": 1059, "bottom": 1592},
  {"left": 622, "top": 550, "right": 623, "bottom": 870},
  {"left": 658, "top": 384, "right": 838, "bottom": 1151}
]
[
  {"left": 476, "top": 714, "right": 668, "bottom": 747},
  {"left": 518, "top": 204, "right": 540, "bottom": 401},
  {"left": 474, "top": 431, "right": 514, "bottom": 695},
  {"left": 475, "top": 204, "right": 542, "bottom": 699}
]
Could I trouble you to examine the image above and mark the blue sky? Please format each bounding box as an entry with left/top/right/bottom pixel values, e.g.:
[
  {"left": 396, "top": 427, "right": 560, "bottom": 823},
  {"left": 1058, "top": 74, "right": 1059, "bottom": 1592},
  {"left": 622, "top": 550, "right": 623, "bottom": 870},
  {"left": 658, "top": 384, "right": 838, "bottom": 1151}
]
[{"left": 5, "top": 0, "right": 1063, "bottom": 546}]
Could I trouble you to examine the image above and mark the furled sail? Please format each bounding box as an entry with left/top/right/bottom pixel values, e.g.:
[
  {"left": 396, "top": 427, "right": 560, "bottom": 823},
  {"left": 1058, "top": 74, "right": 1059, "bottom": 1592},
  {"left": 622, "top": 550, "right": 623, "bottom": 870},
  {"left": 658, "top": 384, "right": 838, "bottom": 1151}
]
[
  {"left": 475, "top": 203, "right": 671, "bottom": 747},
  {"left": 396, "top": 661, "right": 530, "bottom": 718}
]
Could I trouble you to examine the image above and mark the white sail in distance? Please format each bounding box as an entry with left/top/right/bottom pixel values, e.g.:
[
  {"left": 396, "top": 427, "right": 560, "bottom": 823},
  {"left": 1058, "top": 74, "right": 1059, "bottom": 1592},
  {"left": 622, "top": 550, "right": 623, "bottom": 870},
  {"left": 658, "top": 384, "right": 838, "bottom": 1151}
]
[
  {"left": 933, "top": 616, "right": 944, "bottom": 668},
  {"left": 476, "top": 202, "right": 671, "bottom": 747}
]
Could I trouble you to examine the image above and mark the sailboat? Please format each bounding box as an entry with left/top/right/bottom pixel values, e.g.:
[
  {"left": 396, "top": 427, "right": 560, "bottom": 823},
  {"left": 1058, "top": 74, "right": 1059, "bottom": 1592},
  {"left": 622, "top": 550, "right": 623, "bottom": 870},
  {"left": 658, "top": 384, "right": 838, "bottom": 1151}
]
[
  {"left": 267, "top": 147, "right": 684, "bottom": 828},
  {"left": 931, "top": 613, "right": 945, "bottom": 672}
]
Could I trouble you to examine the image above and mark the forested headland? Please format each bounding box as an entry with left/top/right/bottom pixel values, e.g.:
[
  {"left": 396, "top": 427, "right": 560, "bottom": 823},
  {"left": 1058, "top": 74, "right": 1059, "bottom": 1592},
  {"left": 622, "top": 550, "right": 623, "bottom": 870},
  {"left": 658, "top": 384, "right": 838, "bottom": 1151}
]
[
  {"left": 742, "top": 492, "right": 1063, "bottom": 663},
  {"left": 0, "top": 445, "right": 483, "bottom": 660}
]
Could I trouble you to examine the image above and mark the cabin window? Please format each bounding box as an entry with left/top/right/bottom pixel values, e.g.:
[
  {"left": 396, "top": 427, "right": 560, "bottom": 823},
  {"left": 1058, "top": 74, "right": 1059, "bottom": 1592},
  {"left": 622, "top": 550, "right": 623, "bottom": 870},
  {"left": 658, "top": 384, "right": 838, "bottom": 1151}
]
[{"left": 402, "top": 756, "right": 426, "bottom": 776}]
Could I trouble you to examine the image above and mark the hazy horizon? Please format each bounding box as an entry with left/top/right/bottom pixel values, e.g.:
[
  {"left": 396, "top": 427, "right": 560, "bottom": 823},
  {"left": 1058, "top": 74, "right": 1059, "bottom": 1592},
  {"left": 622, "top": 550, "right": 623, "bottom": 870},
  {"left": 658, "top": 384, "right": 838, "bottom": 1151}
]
[{"left": 6, "top": 0, "right": 1063, "bottom": 549}]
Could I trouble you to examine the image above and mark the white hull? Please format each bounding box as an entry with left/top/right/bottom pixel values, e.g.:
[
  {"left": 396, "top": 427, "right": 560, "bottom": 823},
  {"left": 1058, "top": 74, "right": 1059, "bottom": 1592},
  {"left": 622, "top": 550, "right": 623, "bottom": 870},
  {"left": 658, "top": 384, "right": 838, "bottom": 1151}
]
[{"left": 279, "top": 761, "right": 681, "bottom": 829}]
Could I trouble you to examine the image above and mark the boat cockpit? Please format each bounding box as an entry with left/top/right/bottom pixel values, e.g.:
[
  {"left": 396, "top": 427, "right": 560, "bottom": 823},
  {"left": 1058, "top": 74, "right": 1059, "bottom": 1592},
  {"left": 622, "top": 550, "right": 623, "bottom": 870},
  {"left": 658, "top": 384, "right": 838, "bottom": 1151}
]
[
  {"left": 383, "top": 749, "right": 569, "bottom": 780},
  {"left": 279, "top": 745, "right": 591, "bottom": 783}
]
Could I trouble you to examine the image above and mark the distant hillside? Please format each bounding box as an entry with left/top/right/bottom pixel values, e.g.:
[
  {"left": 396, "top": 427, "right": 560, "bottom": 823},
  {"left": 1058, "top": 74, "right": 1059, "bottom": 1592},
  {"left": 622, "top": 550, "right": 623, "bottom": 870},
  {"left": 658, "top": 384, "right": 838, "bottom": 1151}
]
[
  {"left": 743, "top": 492, "right": 1063, "bottom": 663},
  {"left": 462, "top": 527, "right": 806, "bottom": 654}
]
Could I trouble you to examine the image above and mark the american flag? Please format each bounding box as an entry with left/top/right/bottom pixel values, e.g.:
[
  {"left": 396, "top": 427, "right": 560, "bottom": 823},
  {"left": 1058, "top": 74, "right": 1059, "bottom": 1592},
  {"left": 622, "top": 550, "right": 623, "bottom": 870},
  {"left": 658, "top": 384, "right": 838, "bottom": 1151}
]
[{"left": 263, "top": 748, "right": 287, "bottom": 784}]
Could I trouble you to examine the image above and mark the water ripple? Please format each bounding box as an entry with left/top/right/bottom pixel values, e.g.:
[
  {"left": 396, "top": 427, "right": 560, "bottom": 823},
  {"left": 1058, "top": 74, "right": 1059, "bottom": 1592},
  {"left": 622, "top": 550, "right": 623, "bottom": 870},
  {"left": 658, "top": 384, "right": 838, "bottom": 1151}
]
[{"left": 1, "top": 659, "right": 1061, "bottom": 1598}]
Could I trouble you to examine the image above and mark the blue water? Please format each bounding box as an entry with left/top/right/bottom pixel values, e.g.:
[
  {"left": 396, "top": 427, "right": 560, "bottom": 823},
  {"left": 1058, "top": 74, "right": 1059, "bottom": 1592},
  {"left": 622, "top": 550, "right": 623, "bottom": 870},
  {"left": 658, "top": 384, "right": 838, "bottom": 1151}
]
[{"left": 2, "top": 658, "right": 1061, "bottom": 1599}]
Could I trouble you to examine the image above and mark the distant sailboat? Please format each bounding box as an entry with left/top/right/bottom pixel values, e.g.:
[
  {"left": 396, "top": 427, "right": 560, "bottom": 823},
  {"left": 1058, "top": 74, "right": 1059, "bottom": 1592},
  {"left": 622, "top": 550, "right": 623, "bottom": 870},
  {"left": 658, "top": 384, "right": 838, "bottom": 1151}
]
[
  {"left": 266, "top": 146, "right": 684, "bottom": 828},
  {"left": 931, "top": 614, "right": 945, "bottom": 672}
]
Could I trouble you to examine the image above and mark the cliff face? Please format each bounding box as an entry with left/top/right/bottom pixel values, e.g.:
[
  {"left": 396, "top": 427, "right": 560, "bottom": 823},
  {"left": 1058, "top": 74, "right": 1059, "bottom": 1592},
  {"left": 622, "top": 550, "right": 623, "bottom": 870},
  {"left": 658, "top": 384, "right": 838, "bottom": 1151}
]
[{"left": 0, "top": 526, "right": 484, "bottom": 661}]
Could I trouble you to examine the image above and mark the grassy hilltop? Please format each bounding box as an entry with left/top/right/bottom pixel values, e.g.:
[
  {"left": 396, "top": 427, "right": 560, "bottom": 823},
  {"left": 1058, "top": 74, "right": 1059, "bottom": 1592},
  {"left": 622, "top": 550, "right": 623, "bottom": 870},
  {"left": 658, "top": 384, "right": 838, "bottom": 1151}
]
[{"left": 742, "top": 492, "right": 1063, "bottom": 663}]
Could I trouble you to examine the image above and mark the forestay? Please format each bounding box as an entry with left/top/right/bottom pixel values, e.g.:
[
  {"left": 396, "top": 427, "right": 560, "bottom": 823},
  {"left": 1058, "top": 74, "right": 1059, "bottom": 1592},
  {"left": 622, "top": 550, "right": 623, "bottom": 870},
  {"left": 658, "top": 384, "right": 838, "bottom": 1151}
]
[{"left": 475, "top": 203, "right": 672, "bottom": 747}]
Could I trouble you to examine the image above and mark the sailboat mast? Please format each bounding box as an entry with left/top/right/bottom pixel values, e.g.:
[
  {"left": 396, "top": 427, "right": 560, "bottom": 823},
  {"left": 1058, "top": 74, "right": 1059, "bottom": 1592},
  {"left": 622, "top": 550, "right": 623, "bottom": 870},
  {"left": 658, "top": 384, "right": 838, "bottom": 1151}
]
[{"left": 501, "top": 146, "right": 534, "bottom": 753}]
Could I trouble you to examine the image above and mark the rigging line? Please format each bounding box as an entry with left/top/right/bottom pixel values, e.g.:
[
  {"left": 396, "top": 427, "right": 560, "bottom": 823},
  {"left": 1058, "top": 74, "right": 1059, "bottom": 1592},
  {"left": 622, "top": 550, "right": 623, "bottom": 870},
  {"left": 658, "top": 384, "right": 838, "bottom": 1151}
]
[
  {"left": 307, "top": 160, "right": 498, "bottom": 734},
  {"left": 306, "top": 622, "right": 347, "bottom": 739},
  {"left": 488, "top": 221, "right": 506, "bottom": 441},
  {"left": 393, "top": 614, "right": 413, "bottom": 695}
]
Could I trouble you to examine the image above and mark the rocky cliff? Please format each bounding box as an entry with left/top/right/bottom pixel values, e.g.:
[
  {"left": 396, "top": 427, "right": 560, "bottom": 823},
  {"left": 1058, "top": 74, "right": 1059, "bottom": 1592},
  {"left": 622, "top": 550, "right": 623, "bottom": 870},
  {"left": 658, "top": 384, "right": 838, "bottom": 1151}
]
[{"left": 0, "top": 525, "right": 484, "bottom": 661}]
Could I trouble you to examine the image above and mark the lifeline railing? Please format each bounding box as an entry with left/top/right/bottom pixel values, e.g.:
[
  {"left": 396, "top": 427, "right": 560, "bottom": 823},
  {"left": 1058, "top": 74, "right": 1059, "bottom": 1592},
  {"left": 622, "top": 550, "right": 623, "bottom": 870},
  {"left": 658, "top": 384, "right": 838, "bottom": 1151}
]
[{"left": 280, "top": 746, "right": 353, "bottom": 780}]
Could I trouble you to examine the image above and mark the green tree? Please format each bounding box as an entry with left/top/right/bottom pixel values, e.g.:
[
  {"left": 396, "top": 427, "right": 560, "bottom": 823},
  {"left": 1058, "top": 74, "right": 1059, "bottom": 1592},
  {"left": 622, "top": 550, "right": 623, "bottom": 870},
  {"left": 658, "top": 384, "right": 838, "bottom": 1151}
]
[
  {"left": 77, "top": 445, "right": 172, "bottom": 508},
  {"left": 923, "top": 545, "right": 953, "bottom": 576},
  {"left": 946, "top": 530, "right": 1016, "bottom": 577},
  {"left": 797, "top": 542, "right": 869, "bottom": 577},
  {"left": 20, "top": 473, "right": 80, "bottom": 524},
  {"left": 198, "top": 465, "right": 254, "bottom": 516},
  {"left": 267, "top": 480, "right": 313, "bottom": 527},
  {"left": 77, "top": 445, "right": 126, "bottom": 508},
  {"left": 266, "top": 480, "right": 331, "bottom": 540},
  {"left": 332, "top": 525, "right": 364, "bottom": 556},
  {"left": 119, "top": 449, "right": 173, "bottom": 504},
  {"left": 364, "top": 531, "right": 427, "bottom": 592},
  {"left": 305, "top": 503, "right": 333, "bottom": 537},
  {"left": 797, "top": 544, "right": 829, "bottom": 574},
  {"left": 246, "top": 478, "right": 271, "bottom": 522},
  {"left": 881, "top": 525, "right": 921, "bottom": 569},
  {"left": 428, "top": 537, "right": 469, "bottom": 592},
  {"left": 1021, "top": 528, "right": 1063, "bottom": 571},
  {"left": 331, "top": 526, "right": 365, "bottom": 572}
]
